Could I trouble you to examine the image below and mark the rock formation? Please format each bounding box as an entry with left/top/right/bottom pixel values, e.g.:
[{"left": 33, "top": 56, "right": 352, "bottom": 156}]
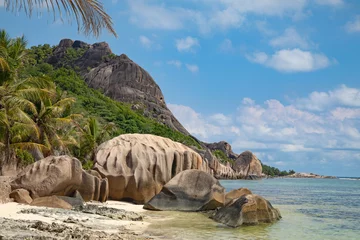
[
  {"left": 144, "top": 169, "right": 225, "bottom": 211},
  {"left": 205, "top": 141, "right": 238, "bottom": 160},
  {"left": 47, "top": 39, "right": 189, "bottom": 135},
  {"left": 9, "top": 189, "right": 32, "bottom": 204},
  {"left": 10, "top": 155, "right": 83, "bottom": 198},
  {"left": 30, "top": 196, "right": 73, "bottom": 210},
  {"left": 10, "top": 155, "right": 109, "bottom": 202},
  {"left": 233, "top": 151, "right": 262, "bottom": 179},
  {"left": 212, "top": 194, "right": 281, "bottom": 227},
  {"left": 225, "top": 188, "right": 252, "bottom": 205},
  {"left": 93, "top": 134, "right": 211, "bottom": 204}
]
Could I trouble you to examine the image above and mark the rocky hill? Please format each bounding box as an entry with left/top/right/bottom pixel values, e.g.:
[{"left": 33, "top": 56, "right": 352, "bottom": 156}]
[
  {"left": 40, "top": 39, "right": 262, "bottom": 179},
  {"left": 47, "top": 39, "right": 189, "bottom": 135}
]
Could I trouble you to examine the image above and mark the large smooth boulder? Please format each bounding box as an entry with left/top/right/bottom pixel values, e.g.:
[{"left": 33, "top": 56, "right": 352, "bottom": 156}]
[
  {"left": 225, "top": 188, "right": 252, "bottom": 205},
  {"left": 10, "top": 156, "right": 83, "bottom": 198},
  {"left": 144, "top": 169, "right": 225, "bottom": 211},
  {"left": 30, "top": 196, "right": 72, "bottom": 209},
  {"left": 212, "top": 194, "right": 281, "bottom": 227},
  {"left": 94, "top": 134, "right": 212, "bottom": 204},
  {"left": 233, "top": 151, "right": 262, "bottom": 179},
  {"left": 9, "top": 189, "right": 33, "bottom": 204}
]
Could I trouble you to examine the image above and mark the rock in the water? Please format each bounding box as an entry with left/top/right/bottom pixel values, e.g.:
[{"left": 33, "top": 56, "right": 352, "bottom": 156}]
[
  {"left": 144, "top": 169, "right": 225, "bottom": 211},
  {"left": 10, "top": 156, "right": 83, "bottom": 198},
  {"left": 225, "top": 188, "right": 252, "bottom": 205},
  {"left": 233, "top": 151, "right": 262, "bottom": 179},
  {"left": 9, "top": 189, "right": 33, "bottom": 204},
  {"left": 30, "top": 196, "right": 73, "bottom": 209},
  {"left": 94, "top": 134, "right": 211, "bottom": 204},
  {"left": 212, "top": 194, "right": 281, "bottom": 227}
]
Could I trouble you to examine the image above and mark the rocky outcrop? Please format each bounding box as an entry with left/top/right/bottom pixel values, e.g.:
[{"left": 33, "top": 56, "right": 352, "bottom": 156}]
[
  {"left": 212, "top": 194, "right": 281, "bottom": 227},
  {"left": 233, "top": 151, "right": 262, "bottom": 179},
  {"left": 144, "top": 169, "right": 225, "bottom": 211},
  {"left": 10, "top": 156, "right": 83, "bottom": 198},
  {"left": 203, "top": 149, "right": 235, "bottom": 179},
  {"left": 77, "top": 171, "right": 109, "bottom": 202},
  {"left": 225, "top": 188, "right": 252, "bottom": 205},
  {"left": 47, "top": 39, "right": 189, "bottom": 135},
  {"left": 93, "top": 134, "right": 212, "bottom": 204},
  {"left": 9, "top": 189, "right": 33, "bottom": 204},
  {"left": 286, "top": 172, "right": 337, "bottom": 179},
  {"left": 30, "top": 196, "right": 73, "bottom": 209},
  {"left": 205, "top": 141, "right": 238, "bottom": 160}
]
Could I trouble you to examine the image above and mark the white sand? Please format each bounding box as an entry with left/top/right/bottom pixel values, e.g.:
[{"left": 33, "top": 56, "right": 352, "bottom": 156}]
[{"left": 0, "top": 201, "right": 151, "bottom": 234}]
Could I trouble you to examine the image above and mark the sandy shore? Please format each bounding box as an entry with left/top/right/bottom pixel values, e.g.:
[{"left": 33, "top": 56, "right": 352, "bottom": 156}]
[{"left": 0, "top": 200, "right": 158, "bottom": 239}]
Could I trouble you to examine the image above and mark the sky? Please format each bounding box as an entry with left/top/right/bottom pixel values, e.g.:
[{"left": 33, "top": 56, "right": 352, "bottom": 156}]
[{"left": 1, "top": 0, "right": 360, "bottom": 176}]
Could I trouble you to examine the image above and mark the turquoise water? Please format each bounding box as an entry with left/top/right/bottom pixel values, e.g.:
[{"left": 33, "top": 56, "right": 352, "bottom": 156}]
[{"left": 145, "top": 178, "right": 360, "bottom": 240}]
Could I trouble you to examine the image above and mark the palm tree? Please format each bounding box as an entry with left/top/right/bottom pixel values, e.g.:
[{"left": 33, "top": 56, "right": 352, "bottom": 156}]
[
  {"left": 3, "top": 0, "right": 117, "bottom": 37},
  {"left": 78, "top": 117, "right": 115, "bottom": 162}
]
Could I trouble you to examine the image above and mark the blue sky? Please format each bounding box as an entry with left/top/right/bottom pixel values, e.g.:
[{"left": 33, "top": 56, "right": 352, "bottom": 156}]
[{"left": 1, "top": 0, "right": 360, "bottom": 176}]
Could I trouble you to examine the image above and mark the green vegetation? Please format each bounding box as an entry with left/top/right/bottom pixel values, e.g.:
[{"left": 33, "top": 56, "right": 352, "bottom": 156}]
[
  {"left": 261, "top": 162, "right": 295, "bottom": 177},
  {"left": 0, "top": 30, "right": 201, "bottom": 172},
  {"left": 212, "top": 150, "right": 233, "bottom": 164}
]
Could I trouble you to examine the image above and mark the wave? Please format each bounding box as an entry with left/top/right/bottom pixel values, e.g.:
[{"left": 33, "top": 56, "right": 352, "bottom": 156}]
[{"left": 339, "top": 177, "right": 360, "bottom": 181}]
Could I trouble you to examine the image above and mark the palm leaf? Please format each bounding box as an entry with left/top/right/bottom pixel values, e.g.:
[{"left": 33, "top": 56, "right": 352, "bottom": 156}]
[{"left": 4, "top": 0, "right": 117, "bottom": 37}]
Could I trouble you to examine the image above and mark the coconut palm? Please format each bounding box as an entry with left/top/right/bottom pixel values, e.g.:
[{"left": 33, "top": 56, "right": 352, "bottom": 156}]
[
  {"left": 3, "top": 0, "right": 117, "bottom": 37},
  {"left": 78, "top": 117, "right": 115, "bottom": 162}
]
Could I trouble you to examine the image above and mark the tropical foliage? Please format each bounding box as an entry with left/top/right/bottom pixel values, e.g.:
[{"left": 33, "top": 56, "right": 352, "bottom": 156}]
[
  {"left": 261, "top": 162, "right": 295, "bottom": 177},
  {"left": 0, "top": 30, "right": 201, "bottom": 172}
]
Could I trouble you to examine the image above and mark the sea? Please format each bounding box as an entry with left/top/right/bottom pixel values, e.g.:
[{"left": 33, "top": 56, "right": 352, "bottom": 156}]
[{"left": 145, "top": 178, "right": 360, "bottom": 240}]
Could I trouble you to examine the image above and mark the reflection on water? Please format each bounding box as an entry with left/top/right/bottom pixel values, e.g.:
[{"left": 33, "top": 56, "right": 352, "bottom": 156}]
[{"left": 145, "top": 178, "right": 360, "bottom": 240}]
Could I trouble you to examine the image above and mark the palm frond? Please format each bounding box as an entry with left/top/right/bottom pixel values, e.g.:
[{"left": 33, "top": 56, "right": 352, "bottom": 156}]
[{"left": 4, "top": 0, "right": 117, "bottom": 37}]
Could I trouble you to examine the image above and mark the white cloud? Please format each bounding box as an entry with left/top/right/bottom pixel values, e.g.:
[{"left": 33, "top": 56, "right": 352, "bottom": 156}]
[
  {"left": 167, "top": 60, "right": 182, "bottom": 68},
  {"left": 270, "top": 28, "right": 310, "bottom": 49},
  {"left": 208, "top": 8, "right": 244, "bottom": 30},
  {"left": 0, "top": 0, "right": 4, "bottom": 7},
  {"left": 296, "top": 85, "right": 360, "bottom": 111},
  {"left": 314, "top": 0, "right": 344, "bottom": 6},
  {"left": 185, "top": 64, "right": 199, "bottom": 73},
  {"left": 345, "top": 15, "right": 360, "bottom": 33},
  {"left": 247, "top": 49, "right": 332, "bottom": 73},
  {"left": 176, "top": 37, "right": 199, "bottom": 52},
  {"left": 255, "top": 20, "right": 276, "bottom": 36},
  {"left": 219, "top": 39, "right": 235, "bottom": 53},
  {"left": 167, "top": 104, "right": 222, "bottom": 139},
  {"left": 169, "top": 85, "right": 360, "bottom": 174},
  {"left": 139, "top": 35, "right": 152, "bottom": 48}
]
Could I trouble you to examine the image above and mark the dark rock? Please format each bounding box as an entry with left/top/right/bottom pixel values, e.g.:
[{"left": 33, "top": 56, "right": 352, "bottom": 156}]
[
  {"left": 205, "top": 141, "right": 238, "bottom": 160},
  {"left": 212, "top": 194, "right": 281, "bottom": 227},
  {"left": 144, "top": 169, "right": 225, "bottom": 211},
  {"left": 58, "top": 191, "right": 84, "bottom": 208},
  {"left": 72, "top": 40, "right": 89, "bottom": 49}
]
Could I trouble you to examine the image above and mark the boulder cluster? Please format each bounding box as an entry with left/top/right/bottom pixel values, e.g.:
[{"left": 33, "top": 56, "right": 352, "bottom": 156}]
[{"left": 8, "top": 134, "right": 280, "bottom": 227}]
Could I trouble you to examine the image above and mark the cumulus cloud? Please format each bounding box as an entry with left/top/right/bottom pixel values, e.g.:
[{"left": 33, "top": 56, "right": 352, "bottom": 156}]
[
  {"left": 176, "top": 37, "right": 199, "bottom": 52},
  {"left": 247, "top": 49, "right": 332, "bottom": 73},
  {"left": 270, "top": 28, "right": 310, "bottom": 49},
  {"left": 185, "top": 64, "right": 199, "bottom": 73},
  {"left": 295, "top": 85, "right": 360, "bottom": 111},
  {"left": 168, "top": 85, "right": 360, "bottom": 175},
  {"left": 167, "top": 60, "right": 182, "bottom": 68},
  {"left": 345, "top": 15, "right": 360, "bottom": 33}
]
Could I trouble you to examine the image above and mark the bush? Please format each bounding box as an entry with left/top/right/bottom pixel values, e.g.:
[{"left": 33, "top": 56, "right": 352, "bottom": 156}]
[{"left": 16, "top": 149, "right": 35, "bottom": 166}]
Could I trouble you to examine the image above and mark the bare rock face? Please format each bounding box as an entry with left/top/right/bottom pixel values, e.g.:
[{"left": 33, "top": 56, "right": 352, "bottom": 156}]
[
  {"left": 9, "top": 189, "right": 33, "bottom": 204},
  {"left": 205, "top": 141, "right": 238, "bottom": 160},
  {"left": 77, "top": 171, "right": 109, "bottom": 202},
  {"left": 204, "top": 149, "right": 235, "bottom": 179},
  {"left": 212, "top": 194, "right": 281, "bottom": 227},
  {"left": 10, "top": 156, "right": 83, "bottom": 198},
  {"left": 233, "top": 151, "right": 262, "bottom": 179},
  {"left": 47, "top": 39, "right": 189, "bottom": 135},
  {"left": 144, "top": 169, "right": 225, "bottom": 211},
  {"left": 225, "top": 188, "right": 252, "bottom": 205},
  {"left": 30, "top": 196, "right": 73, "bottom": 210},
  {"left": 93, "top": 134, "right": 211, "bottom": 204}
]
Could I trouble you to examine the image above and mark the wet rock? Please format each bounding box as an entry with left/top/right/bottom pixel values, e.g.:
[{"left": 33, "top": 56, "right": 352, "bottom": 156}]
[
  {"left": 144, "top": 169, "right": 225, "bottom": 211},
  {"left": 212, "top": 194, "right": 281, "bottom": 227},
  {"left": 225, "top": 188, "right": 252, "bottom": 205}
]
